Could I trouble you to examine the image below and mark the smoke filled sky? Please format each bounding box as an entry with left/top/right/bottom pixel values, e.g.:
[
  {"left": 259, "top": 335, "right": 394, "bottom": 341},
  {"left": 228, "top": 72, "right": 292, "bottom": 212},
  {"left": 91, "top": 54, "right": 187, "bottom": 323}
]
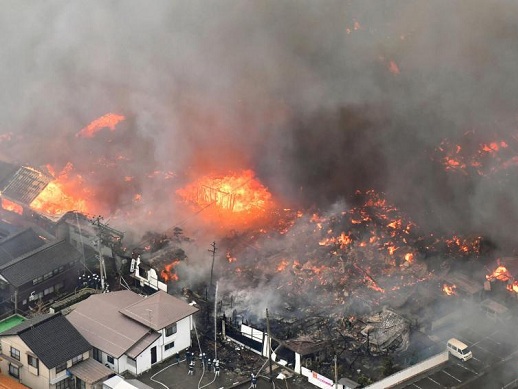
[{"left": 1, "top": 1, "right": 518, "bottom": 246}]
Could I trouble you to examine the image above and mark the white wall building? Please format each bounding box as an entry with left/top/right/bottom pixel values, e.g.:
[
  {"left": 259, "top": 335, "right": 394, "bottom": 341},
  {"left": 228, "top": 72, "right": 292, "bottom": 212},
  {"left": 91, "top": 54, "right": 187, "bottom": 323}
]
[{"left": 66, "top": 290, "right": 198, "bottom": 376}]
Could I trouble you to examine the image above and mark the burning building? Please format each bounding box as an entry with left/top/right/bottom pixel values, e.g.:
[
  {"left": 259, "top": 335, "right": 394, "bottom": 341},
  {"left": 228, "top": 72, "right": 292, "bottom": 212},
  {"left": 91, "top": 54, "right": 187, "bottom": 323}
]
[
  {"left": 3, "top": 2, "right": 518, "bottom": 386},
  {"left": 0, "top": 161, "right": 52, "bottom": 214}
]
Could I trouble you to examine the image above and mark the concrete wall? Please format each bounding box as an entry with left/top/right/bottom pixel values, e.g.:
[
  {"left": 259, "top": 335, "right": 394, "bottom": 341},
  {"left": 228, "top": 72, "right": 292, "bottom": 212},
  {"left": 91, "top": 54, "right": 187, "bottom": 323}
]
[{"left": 365, "top": 351, "right": 449, "bottom": 389}]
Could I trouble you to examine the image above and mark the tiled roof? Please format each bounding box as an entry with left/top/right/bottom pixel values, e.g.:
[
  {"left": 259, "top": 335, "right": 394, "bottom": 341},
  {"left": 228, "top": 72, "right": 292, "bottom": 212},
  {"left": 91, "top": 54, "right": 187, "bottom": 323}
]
[
  {"left": 120, "top": 290, "right": 198, "bottom": 331},
  {"left": 3, "top": 313, "right": 91, "bottom": 368},
  {"left": 0, "top": 239, "right": 82, "bottom": 286},
  {"left": 0, "top": 228, "right": 46, "bottom": 266}
]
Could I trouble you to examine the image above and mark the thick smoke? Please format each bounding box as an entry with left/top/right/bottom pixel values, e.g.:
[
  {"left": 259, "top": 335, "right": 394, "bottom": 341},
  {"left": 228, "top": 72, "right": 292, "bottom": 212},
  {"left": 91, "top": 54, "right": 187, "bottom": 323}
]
[
  {"left": 3, "top": 2, "right": 518, "bottom": 384},
  {"left": 1, "top": 1, "right": 518, "bottom": 248}
]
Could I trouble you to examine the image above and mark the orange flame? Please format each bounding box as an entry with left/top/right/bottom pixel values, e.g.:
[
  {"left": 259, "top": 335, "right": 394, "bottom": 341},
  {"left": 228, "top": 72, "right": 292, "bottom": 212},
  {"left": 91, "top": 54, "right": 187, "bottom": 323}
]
[
  {"left": 443, "top": 283, "right": 457, "bottom": 296},
  {"left": 30, "top": 163, "right": 91, "bottom": 215},
  {"left": 486, "top": 265, "right": 511, "bottom": 282},
  {"left": 507, "top": 281, "right": 518, "bottom": 293},
  {"left": 226, "top": 252, "right": 237, "bottom": 263},
  {"left": 160, "top": 259, "right": 181, "bottom": 282},
  {"left": 277, "top": 259, "right": 290, "bottom": 272},
  {"left": 1, "top": 199, "right": 23, "bottom": 215},
  {"left": 177, "top": 170, "right": 273, "bottom": 227},
  {"left": 76, "top": 113, "right": 125, "bottom": 138}
]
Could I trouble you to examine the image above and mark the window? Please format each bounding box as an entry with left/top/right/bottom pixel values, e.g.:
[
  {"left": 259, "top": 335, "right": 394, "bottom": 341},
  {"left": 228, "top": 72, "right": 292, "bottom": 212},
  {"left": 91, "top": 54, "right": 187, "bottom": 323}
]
[
  {"left": 93, "top": 348, "right": 101, "bottom": 362},
  {"left": 71, "top": 354, "right": 83, "bottom": 365},
  {"left": 76, "top": 378, "right": 86, "bottom": 389},
  {"left": 28, "top": 355, "right": 39, "bottom": 368},
  {"left": 127, "top": 358, "right": 136, "bottom": 368},
  {"left": 165, "top": 323, "right": 177, "bottom": 337},
  {"left": 8, "top": 364, "right": 19, "bottom": 378},
  {"left": 56, "top": 362, "right": 67, "bottom": 373},
  {"left": 32, "top": 276, "right": 43, "bottom": 285},
  {"left": 165, "top": 341, "right": 175, "bottom": 351},
  {"left": 56, "top": 378, "right": 73, "bottom": 389},
  {"left": 43, "top": 271, "right": 53, "bottom": 280},
  {"left": 107, "top": 355, "right": 114, "bottom": 364},
  {"left": 44, "top": 286, "right": 54, "bottom": 295},
  {"left": 10, "top": 347, "right": 20, "bottom": 360},
  {"left": 55, "top": 282, "right": 64, "bottom": 291},
  {"left": 138, "top": 266, "right": 148, "bottom": 278}
]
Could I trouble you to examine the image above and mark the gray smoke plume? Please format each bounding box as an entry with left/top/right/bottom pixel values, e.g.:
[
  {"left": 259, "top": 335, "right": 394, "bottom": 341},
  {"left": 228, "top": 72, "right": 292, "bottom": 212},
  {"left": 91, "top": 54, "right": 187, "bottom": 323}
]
[{"left": 1, "top": 1, "right": 518, "bottom": 249}]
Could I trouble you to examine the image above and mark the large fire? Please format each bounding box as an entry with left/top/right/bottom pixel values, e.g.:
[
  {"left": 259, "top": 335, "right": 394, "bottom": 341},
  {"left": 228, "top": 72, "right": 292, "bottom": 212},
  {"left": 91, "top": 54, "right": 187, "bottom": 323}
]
[
  {"left": 486, "top": 265, "right": 511, "bottom": 282},
  {"left": 176, "top": 169, "right": 273, "bottom": 227},
  {"left": 160, "top": 259, "right": 181, "bottom": 282},
  {"left": 76, "top": 113, "right": 125, "bottom": 138},
  {"left": 30, "top": 163, "right": 92, "bottom": 216},
  {"left": 435, "top": 132, "right": 518, "bottom": 176},
  {"left": 486, "top": 264, "right": 518, "bottom": 294},
  {"left": 219, "top": 188, "right": 484, "bottom": 323},
  {"left": 1, "top": 198, "right": 23, "bottom": 215}
]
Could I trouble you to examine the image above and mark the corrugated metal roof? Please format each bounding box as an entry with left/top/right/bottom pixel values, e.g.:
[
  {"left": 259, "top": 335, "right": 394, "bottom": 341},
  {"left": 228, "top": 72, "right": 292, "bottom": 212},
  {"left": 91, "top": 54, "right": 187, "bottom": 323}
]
[
  {"left": 126, "top": 331, "right": 161, "bottom": 359},
  {"left": 120, "top": 290, "right": 198, "bottom": 331},
  {"left": 1, "top": 166, "right": 52, "bottom": 205},
  {"left": 67, "top": 357, "right": 114, "bottom": 384},
  {"left": 65, "top": 291, "right": 153, "bottom": 358}
]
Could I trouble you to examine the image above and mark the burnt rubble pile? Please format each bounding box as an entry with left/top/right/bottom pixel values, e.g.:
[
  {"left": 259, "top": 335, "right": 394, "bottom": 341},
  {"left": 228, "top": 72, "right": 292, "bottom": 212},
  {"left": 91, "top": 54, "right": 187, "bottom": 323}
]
[{"left": 217, "top": 190, "right": 482, "bottom": 332}]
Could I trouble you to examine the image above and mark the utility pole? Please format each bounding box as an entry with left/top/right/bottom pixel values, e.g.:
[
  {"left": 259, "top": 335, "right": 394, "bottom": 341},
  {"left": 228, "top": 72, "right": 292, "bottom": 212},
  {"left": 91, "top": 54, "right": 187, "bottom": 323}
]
[
  {"left": 266, "top": 308, "right": 274, "bottom": 387},
  {"left": 93, "top": 216, "right": 107, "bottom": 291},
  {"left": 209, "top": 241, "right": 217, "bottom": 287},
  {"left": 335, "top": 354, "right": 338, "bottom": 389}
]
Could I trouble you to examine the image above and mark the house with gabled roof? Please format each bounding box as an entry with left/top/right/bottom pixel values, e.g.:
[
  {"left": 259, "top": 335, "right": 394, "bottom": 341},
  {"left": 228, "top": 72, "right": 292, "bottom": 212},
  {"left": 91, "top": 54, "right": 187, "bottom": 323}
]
[
  {"left": 0, "top": 237, "right": 87, "bottom": 314},
  {"left": 66, "top": 290, "right": 198, "bottom": 376},
  {"left": 0, "top": 313, "right": 113, "bottom": 389}
]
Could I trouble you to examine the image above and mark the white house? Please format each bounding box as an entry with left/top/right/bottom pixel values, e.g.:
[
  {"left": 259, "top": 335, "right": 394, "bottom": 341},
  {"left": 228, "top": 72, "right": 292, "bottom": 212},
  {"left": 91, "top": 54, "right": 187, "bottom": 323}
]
[{"left": 65, "top": 290, "right": 198, "bottom": 376}]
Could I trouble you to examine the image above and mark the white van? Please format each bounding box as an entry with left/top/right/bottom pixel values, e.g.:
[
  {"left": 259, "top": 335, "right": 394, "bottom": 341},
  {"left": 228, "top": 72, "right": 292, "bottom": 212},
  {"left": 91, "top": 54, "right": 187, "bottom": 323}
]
[{"left": 447, "top": 338, "right": 472, "bottom": 361}]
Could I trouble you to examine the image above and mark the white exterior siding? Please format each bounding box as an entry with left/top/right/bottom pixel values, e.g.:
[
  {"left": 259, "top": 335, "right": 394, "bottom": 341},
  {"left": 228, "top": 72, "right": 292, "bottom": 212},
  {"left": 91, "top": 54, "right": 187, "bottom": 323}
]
[{"left": 160, "top": 316, "right": 192, "bottom": 360}]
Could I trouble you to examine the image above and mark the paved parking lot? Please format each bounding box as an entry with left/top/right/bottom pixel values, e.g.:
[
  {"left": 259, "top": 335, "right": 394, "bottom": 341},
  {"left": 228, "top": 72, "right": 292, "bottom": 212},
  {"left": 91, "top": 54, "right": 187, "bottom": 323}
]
[{"left": 400, "top": 311, "right": 518, "bottom": 389}]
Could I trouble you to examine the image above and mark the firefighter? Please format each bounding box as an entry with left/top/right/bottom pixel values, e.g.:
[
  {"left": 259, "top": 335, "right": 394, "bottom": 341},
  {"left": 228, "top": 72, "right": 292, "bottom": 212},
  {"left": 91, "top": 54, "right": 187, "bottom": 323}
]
[
  {"left": 251, "top": 373, "right": 257, "bottom": 388},
  {"left": 215, "top": 360, "right": 220, "bottom": 376},
  {"left": 188, "top": 360, "right": 195, "bottom": 375}
]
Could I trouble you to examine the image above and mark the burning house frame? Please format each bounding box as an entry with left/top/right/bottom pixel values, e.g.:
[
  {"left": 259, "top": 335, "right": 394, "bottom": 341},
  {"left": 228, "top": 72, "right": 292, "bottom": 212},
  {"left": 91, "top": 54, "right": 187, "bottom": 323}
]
[{"left": 0, "top": 160, "right": 53, "bottom": 214}]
